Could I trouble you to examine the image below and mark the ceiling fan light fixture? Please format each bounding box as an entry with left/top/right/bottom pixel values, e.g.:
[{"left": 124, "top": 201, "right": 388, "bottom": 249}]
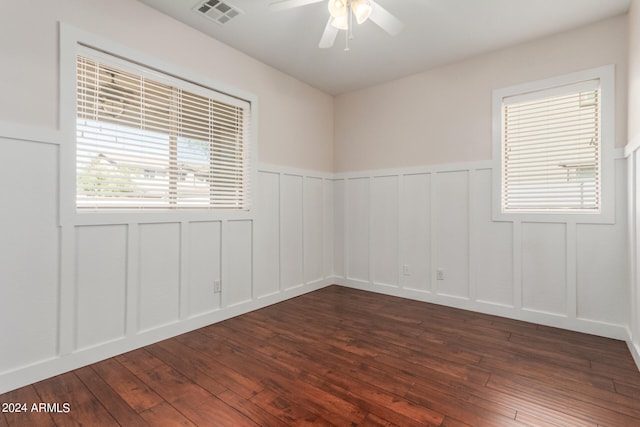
[
  {"left": 330, "top": 14, "right": 349, "bottom": 30},
  {"left": 328, "top": 0, "right": 347, "bottom": 19},
  {"left": 351, "top": 0, "right": 372, "bottom": 24}
]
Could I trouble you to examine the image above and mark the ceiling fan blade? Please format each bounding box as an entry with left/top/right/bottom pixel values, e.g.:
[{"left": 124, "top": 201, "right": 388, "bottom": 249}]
[
  {"left": 269, "top": 0, "right": 324, "bottom": 11},
  {"left": 319, "top": 17, "right": 339, "bottom": 48},
  {"left": 369, "top": 0, "right": 404, "bottom": 36}
]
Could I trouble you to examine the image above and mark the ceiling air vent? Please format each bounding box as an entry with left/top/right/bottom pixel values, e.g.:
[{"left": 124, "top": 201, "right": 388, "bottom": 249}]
[{"left": 194, "top": 0, "right": 242, "bottom": 25}]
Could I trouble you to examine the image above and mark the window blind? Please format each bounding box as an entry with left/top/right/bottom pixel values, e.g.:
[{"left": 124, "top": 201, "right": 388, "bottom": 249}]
[
  {"left": 502, "top": 80, "right": 600, "bottom": 212},
  {"left": 76, "top": 53, "right": 251, "bottom": 210}
]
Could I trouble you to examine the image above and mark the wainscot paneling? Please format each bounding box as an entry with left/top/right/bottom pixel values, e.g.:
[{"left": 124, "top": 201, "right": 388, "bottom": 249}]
[
  {"left": 471, "top": 169, "right": 513, "bottom": 306},
  {"left": 332, "top": 179, "right": 346, "bottom": 278},
  {"left": 281, "top": 174, "right": 304, "bottom": 291},
  {"left": 371, "top": 175, "right": 399, "bottom": 287},
  {"left": 1, "top": 125, "right": 636, "bottom": 392},
  {"left": 0, "top": 137, "right": 59, "bottom": 375},
  {"left": 138, "top": 222, "right": 181, "bottom": 332},
  {"left": 624, "top": 143, "right": 640, "bottom": 369},
  {"left": 435, "top": 170, "right": 470, "bottom": 299},
  {"left": 253, "top": 171, "right": 280, "bottom": 298},
  {"left": 222, "top": 220, "right": 253, "bottom": 307},
  {"left": 323, "top": 179, "right": 335, "bottom": 279},
  {"left": 521, "top": 222, "right": 567, "bottom": 316},
  {"left": 335, "top": 158, "right": 629, "bottom": 343},
  {"left": 399, "top": 173, "right": 431, "bottom": 292},
  {"left": 346, "top": 177, "right": 370, "bottom": 282},
  {"left": 0, "top": 131, "right": 335, "bottom": 393},
  {"left": 76, "top": 225, "right": 127, "bottom": 349},
  {"left": 304, "top": 177, "right": 325, "bottom": 285},
  {"left": 187, "top": 221, "right": 222, "bottom": 317}
]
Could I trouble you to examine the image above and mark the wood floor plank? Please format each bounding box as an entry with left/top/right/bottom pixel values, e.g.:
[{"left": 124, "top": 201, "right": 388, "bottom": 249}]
[
  {"left": 1, "top": 385, "right": 55, "bottom": 427},
  {"left": 89, "top": 357, "right": 164, "bottom": 412},
  {"left": 2, "top": 285, "right": 640, "bottom": 426},
  {"left": 139, "top": 401, "right": 197, "bottom": 427},
  {"left": 74, "top": 366, "right": 150, "bottom": 426},
  {"left": 32, "top": 372, "right": 118, "bottom": 426},
  {"left": 514, "top": 408, "right": 598, "bottom": 427},
  {"left": 249, "top": 388, "right": 334, "bottom": 426},
  {"left": 487, "top": 372, "right": 640, "bottom": 426},
  {"left": 144, "top": 340, "right": 229, "bottom": 397}
]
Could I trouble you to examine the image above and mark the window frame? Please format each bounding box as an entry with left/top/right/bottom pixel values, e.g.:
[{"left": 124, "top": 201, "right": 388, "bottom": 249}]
[
  {"left": 491, "top": 65, "right": 615, "bottom": 223},
  {"left": 59, "top": 24, "right": 258, "bottom": 226}
]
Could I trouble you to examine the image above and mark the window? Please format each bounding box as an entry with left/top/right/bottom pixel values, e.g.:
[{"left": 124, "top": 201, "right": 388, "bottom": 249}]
[
  {"left": 493, "top": 66, "right": 614, "bottom": 220},
  {"left": 75, "top": 48, "right": 251, "bottom": 211}
]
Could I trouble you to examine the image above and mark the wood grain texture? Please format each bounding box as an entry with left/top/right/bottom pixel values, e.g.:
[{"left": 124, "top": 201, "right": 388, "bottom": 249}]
[{"left": 1, "top": 285, "right": 639, "bottom": 426}]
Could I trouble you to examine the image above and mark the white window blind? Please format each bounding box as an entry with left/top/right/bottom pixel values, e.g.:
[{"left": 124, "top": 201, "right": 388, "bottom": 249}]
[
  {"left": 75, "top": 52, "right": 251, "bottom": 210},
  {"left": 501, "top": 80, "right": 600, "bottom": 213}
]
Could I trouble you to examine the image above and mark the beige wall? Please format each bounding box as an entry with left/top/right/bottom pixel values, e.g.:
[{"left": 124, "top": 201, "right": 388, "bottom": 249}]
[
  {"left": 334, "top": 15, "right": 628, "bottom": 172},
  {"left": 0, "top": 0, "right": 334, "bottom": 172}
]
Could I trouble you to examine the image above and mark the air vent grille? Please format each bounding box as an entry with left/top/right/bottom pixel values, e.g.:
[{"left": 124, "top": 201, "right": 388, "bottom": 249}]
[{"left": 194, "top": 0, "right": 242, "bottom": 25}]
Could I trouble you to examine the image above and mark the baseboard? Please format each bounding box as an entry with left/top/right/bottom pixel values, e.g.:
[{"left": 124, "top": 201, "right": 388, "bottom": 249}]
[
  {"left": 0, "top": 279, "right": 333, "bottom": 394},
  {"left": 626, "top": 326, "right": 640, "bottom": 372},
  {"left": 335, "top": 278, "right": 629, "bottom": 342}
]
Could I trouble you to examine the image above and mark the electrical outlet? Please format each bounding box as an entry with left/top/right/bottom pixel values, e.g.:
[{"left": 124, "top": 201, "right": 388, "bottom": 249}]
[
  {"left": 436, "top": 268, "right": 444, "bottom": 280},
  {"left": 213, "top": 280, "right": 221, "bottom": 293},
  {"left": 403, "top": 264, "right": 410, "bottom": 275}
]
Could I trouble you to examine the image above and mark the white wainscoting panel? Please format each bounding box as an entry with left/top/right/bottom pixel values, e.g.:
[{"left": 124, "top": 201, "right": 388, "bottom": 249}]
[
  {"left": 577, "top": 223, "right": 628, "bottom": 323},
  {"left": 521, "top": 222, "right": 567, "bottom": 315},
  {"left": 626, "top": 143, "right": 640, "bottom": 370},
  {"left": 222, "top": 220, "right": 253, "bottom": 307},
  {"left": 254, "top": 171, "right": 280, "bottom": 298},
  {"left": 346, "top": 178, "right": 370, "bottom": 282},
  {"left": 76, "top": 225, "right": 127, "bottom": 350},
  {"left": 471, "top": 169, "right": 513, "bottom": 306},
  {"left": 400, "top": 173, "right": 431, "bottom": 292},
  {"left": 324, "top": 179, "right": 335, "bottom": 279},
  {"left": 435, "top": 171, "right": 470, "bottom": 299},
  {"left": 281, "top": 174, "right": 304, "bottom": 290},
  {"left": 0, "top": 138, "right": 59, "bottom": 373},
  {"left": 187, "top": 221, "right": 222, "bottom": 317},
  {"left": 333, "top": 179, "right": 345, "bottom": 278},
  {"left": 372, "top": 176, "right": 399, "bottom": 287},
  {"left": 634, "top": 152, "right": 640, "bottom": 368},
  {"left": 138, "top": 223, "right": 181, "bottom": 331},
  {"left": 304, "top": 177, "right": 324, "bottom": 284}
]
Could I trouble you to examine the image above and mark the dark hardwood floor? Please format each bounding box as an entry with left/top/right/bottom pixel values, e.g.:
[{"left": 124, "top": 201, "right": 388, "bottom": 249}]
[{"left": 2, "top": 285, "right": 640, "bottom": 426}]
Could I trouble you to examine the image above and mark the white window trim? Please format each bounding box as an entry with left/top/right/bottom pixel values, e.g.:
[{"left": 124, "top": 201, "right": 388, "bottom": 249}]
[
  {"left": 59, "top": 23, "right": 258, "bottom": 226},
  {"left": 491, "top": 65, "right": 616, "bottom": 224}
]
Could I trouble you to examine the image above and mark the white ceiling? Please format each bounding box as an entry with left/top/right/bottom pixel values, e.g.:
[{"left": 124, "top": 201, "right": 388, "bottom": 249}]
[{"left": 138, "top": 0, "right": 630, "bottom": 95}]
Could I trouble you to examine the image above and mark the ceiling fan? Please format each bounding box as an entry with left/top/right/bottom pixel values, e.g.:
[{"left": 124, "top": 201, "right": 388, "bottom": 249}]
[{"left": 269, "top": 0, "right": 404, "bottom": 50}]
